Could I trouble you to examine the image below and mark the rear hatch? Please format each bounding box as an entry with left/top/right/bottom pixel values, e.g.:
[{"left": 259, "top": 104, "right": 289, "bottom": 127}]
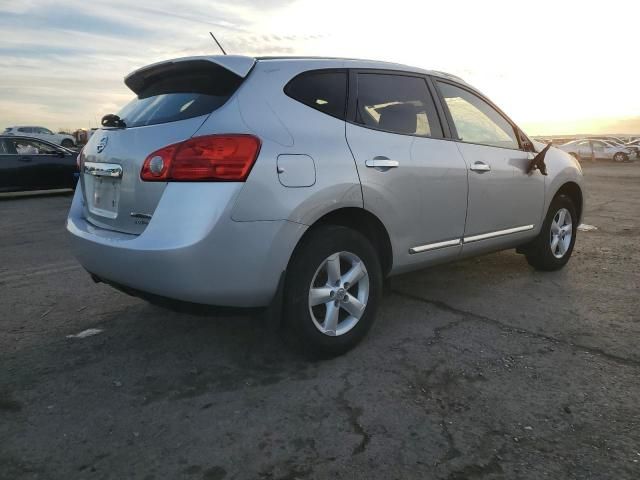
[{"left": 80, "top": 57, "right": 253, "bottom": 234}]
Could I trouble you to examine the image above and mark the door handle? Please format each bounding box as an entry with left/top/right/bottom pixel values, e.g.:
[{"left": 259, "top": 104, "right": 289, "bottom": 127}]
[
  {"left": 365, "top": 157, "right": 399, "bottom": 168},
  {"left": 469, "top": 161, "right": 491, "bottom": 172},
  {"left": 19, "top": 156, "right": 32, "bottom": 163}
]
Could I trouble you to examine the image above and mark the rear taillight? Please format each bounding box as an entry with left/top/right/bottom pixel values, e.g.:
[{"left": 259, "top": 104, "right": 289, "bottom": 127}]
[{"left": 141, "top": 134, "right": 261, "bottom": 182}]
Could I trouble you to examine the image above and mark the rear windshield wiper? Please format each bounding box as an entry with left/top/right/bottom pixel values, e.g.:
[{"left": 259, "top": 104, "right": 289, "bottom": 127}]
[{"left": 101, "top": 114, "right": 127, "bottom": 129}]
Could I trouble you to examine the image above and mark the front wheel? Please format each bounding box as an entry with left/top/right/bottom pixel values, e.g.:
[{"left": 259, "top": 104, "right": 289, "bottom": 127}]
[
  {"left": 524, "top": 194, "right": 577, "bottom": 271},
  {"left": 283, "top": 225, "right": 382, "bottom": 357},
  {"left": 613, "top": 152, "right": 628, "bottom": 162}
]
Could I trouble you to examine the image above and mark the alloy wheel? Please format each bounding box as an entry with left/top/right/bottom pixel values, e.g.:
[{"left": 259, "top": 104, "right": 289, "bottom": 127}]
[
  {"left": 308, "top": 251, "right": 369, "bottom": 336},
  {"left": 549, "top": 208, "right": 573, "bottom": 259}
]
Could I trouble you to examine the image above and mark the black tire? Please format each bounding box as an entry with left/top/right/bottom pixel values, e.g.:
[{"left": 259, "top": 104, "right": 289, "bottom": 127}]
[
  {"left": 61, "top": 139, "right": 74, "bottom": 148},
  {"left": 524, "top": 194, "right": 577, "bottom": 271},
  {"left": 283, "top": 225, "right": 382, "bottom": 357},
  {"left": 613, "top": 152, "right": 628, "bottom": 163}
]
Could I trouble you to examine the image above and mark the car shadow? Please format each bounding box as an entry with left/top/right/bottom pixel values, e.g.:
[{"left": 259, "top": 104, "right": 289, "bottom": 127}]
[{"left": 2, "top": 299, "right": 318, "bottom": 410}]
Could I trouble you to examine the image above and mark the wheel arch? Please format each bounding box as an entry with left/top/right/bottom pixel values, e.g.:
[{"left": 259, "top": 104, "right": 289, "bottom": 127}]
[
  {"left": 293, "top": 207, "right": 393, "bottom": 277},
  {"left": 554, "top": 181, "right": 583, "bottom": 223}
]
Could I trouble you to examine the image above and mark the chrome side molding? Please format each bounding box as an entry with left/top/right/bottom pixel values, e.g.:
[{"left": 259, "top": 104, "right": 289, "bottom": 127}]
[
  {"left": 409, "top": 238, "right": 461, "bottom": 254},
  {"left": 409, "top": 225, "right": 535, "bottom": 254},
  {"left": 463, "top": 224, "right": 534, "bottom": 243},
  {"left": 83, "top": 161, "right": 123, "bottom": 179}
]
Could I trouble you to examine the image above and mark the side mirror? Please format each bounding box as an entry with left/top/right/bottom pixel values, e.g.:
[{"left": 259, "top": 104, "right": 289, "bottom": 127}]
[{"left": 56, "top": 150, "right": 66, "bottom": 158}]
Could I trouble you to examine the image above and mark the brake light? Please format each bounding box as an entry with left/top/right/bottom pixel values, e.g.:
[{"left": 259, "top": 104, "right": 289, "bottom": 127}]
[{"left": 141, "top": 135, "right": 261, "bottom": 182}]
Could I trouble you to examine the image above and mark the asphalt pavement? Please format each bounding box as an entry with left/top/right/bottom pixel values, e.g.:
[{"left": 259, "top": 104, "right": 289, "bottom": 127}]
[{"left": 1, "top": 163, "right": 639, "bottom": 479}]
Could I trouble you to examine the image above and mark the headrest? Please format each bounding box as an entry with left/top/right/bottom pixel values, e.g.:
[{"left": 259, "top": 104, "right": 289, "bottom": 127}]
[{"left": 377, "top": 103, "right": 417, "bottom": 134}]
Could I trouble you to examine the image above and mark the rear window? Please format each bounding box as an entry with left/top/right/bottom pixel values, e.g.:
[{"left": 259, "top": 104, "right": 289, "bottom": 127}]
[
  {"left": 117, "top": 62, "right": 243, "bottom": 128},
  {"left": 284, "top": 70, "right": 347, "bottom": 120}
]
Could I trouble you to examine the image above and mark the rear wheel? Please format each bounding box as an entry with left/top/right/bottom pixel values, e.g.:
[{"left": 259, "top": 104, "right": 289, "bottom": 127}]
[
  {"left": 284, "top": 225, "right": 382, "bottom": 357},
  {"left": 524, "top": 194, "right": 577, "bottom": 271},
  {"left": 61, "top": 139, "right": 74, "bottom": 148}
]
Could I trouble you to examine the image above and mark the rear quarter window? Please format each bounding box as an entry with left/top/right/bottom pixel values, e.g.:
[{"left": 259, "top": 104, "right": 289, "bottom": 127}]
[
  {"left": 284, "top": 70, "right": 347, "bottom": 120},
  {"left": 117, "top": 62, "right": 244, "bottom": 128}
]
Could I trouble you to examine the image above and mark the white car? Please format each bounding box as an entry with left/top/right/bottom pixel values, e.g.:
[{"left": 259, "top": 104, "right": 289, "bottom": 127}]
[
  {"left": 558, "top": 139, "right": 633, "bottom": 162},
  {"left": 625, "top": 139, "right": 640, "bottom": 158},
  {"left": 3, "top": 126, "right": 75, "bottom": 148}
]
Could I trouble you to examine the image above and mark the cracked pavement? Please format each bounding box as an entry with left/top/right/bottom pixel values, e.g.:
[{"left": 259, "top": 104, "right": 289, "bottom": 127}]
[{"left": 1, "top": 163, "right": 639, "bottom": 479}]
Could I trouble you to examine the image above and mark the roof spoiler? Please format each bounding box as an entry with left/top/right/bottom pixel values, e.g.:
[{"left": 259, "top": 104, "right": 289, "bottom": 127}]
[{"left": 124, "top": 55, "right": 256, "bottom": 95}]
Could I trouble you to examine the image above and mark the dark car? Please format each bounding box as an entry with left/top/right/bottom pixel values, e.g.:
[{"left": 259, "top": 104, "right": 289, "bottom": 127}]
[{"left": 0, "top": 135, "right": 78, "bottom": 192}]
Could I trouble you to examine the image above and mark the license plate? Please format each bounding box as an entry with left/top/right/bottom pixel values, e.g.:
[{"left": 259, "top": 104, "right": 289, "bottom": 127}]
[{"left": 86, "top": 176, "right": 121, "bottom": 219}]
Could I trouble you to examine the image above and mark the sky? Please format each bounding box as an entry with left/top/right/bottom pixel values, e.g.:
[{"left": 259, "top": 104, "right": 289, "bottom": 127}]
[{"left": 1, "top": 0, "right": 638, "bottom": 136}]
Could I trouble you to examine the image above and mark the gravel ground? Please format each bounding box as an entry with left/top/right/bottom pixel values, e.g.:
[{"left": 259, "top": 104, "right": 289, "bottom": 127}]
[{"left": 1, "top": 162, "right": 639, "bottom": 480}]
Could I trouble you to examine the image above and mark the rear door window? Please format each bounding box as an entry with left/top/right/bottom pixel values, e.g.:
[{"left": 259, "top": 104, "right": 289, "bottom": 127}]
[
  {"left": 284, "top": 70, "right": 348, "bottom": 119},
  {"left": 354, "top": 73, "right": 442, "bottom": 137},
  {"left": 117, "top": 62, "right": 244, "bottom": 128}
]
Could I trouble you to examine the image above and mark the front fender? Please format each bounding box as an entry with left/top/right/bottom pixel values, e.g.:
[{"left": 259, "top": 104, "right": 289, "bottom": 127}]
[{"left": 543, "top": 147, "right": 585, "bottom": 223}]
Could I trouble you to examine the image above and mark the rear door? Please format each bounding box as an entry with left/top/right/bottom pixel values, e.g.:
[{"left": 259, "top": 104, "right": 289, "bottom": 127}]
[
  {"left": 4, "top": 137, "right": 57, "bottom": 189},
  {"left": 434, "top": 80, "right": 545, "bottom": 247},
  {"left": 346, "top": 71, "right": 468, "bottom": 270},
  {"left": 80, "top": 59, "right": 248, "bottom": 234},
  {"left": 576, "top": 140, "right": 592, "bottom": 159},
  {"left": 0, "top": 138, "right": 22, "bottom": 191}
]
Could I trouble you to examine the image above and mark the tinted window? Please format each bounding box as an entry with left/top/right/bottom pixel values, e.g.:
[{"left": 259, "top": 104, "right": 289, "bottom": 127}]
[
  {"left": 437, "top": 82, "right": 519, "bottom": 149},
  {"left": 18, "top": 127, "right": 32, "bottom": 133},
  {"left": 0, "top": 139, "right": 10, "bottom": 154},
  {"left": 6, "top": 138, "right": 59, "bottom": 155},
  {"left": 284, "top": 70, "right": 347, "bottom": 119},
  {"left": 355, "top": 74, "right": 441, "bottom": 137},
  {"left": 117, "top": 63, "right": 243, "bottom": 128}
]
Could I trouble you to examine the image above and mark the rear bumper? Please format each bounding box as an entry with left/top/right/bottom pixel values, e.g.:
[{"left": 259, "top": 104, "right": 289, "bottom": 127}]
[{"left": 66, "top": 184, "right": 307, "bottom": 307}]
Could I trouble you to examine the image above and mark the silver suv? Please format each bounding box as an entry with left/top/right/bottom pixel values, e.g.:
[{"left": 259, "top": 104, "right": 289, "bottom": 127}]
[{"left": 67, "top": 55, "right": 584, "bottom": 356}]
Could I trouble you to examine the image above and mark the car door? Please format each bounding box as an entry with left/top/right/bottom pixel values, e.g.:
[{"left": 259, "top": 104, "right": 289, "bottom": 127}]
[
  {"left": 345, "top": 71, "right": 469, "bottom": 272},
  {"left": 575, "top": 140, "right": 591, "bottom": 159},
  {"left": 0, "top": 138, "right": 24, "bottom": 191},
  {"left": 434, "top": 80, "right": 545, "bottom": 253},
  {"left": 592, "top": 141, "right": 608, "bottom": 160},
  {"left": 9, "top": 138, "right": 64, "bottom": 189}
]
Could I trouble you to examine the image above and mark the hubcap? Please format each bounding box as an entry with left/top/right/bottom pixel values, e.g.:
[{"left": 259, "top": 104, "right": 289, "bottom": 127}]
[
  {"left": 549, "top": 208, "right": 573, "bottom": 259},
  {"left": 308, "top": 251, "right": 369, "bottom": 336}
]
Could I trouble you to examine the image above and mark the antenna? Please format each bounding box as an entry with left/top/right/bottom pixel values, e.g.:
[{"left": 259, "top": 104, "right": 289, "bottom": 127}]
[{"left": 209, "top": 32, "right": 227, "bottom": 55}]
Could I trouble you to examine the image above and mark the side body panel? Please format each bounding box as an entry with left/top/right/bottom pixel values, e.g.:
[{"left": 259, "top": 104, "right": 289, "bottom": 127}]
[
  {"left": 346, "top": 124, "right": 468, "bottom": 274},
  {"left": 460, "top": 145, "right": 544, "bottom": 236},
  {"left": 542, "top": 147, "right": 585, "bottom": 223},
  {"left": 0, "top": 150, "right": 22, "bottom": 191},
  {"left": 230, "top": 60, "right": 363, "bottom": 224}
]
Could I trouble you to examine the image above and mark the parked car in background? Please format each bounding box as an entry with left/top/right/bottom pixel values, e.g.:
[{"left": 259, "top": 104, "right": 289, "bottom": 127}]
[
  {"left": 558, "top": 139, "right": 634, "bottom": 162},
  {"left": 0, "top": 135, "right": 78, "bottom": 192},
  {"left": 624, "top": 139, "right": 640, "bottom": 158},
  {"left": 3, "top": 126, "right": 76, "bottom": 148},
  {"left": 67, "top": 55, "right": 584, "bottom": 356}
]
